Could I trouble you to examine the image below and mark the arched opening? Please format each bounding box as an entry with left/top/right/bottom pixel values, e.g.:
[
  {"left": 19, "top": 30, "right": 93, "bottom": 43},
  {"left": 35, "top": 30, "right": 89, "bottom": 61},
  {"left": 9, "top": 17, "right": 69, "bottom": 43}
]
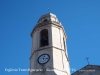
[
  {"left": 43, "top": 19, "right": 48, "bottom": 22},
  {"left": 40, "top": 29, "right": 49, "bottom": 47}
]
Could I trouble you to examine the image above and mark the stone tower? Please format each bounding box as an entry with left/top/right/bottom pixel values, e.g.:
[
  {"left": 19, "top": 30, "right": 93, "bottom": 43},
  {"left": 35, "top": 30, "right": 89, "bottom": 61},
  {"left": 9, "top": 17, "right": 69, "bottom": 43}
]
[{"left": 30, "top": 13, "right": 70, "bottom": 75}]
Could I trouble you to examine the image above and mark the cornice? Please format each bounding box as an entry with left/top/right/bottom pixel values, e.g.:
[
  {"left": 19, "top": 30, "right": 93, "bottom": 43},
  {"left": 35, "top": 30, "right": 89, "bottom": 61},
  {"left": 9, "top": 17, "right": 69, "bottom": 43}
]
[{"left": 29, "top": 46, "right": 69, "bottom": 62}]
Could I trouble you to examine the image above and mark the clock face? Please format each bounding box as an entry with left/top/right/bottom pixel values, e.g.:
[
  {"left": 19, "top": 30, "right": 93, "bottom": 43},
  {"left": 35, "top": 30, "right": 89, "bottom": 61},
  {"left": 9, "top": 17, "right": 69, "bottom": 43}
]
[{"left": 38, "top": 54, "right": 50, "bottom": 64}]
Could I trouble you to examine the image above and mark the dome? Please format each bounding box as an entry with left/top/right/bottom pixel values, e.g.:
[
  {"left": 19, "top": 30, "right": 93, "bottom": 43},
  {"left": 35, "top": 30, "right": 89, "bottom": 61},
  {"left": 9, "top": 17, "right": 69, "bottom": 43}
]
[{"left": 37, "top": 13, "right": 60, "bottom": 24}]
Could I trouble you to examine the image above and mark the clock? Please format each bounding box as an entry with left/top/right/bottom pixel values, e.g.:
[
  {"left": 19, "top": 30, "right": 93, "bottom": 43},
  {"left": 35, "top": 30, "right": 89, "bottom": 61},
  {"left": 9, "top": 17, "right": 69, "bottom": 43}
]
[{"left": 38, "top": 54, "right": 50, "bottom": 64}]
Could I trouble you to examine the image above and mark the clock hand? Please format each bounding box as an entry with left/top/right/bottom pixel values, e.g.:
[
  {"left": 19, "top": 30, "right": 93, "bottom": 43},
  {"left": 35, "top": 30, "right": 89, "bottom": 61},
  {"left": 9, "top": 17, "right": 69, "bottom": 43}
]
[{"left": 43, "top": 56, "right": 45, "bottom": 60}]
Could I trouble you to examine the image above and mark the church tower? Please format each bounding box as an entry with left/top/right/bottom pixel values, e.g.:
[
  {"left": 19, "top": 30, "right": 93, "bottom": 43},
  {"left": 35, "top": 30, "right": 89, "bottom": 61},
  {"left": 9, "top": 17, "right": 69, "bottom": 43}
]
[{"left": 30, "top": 13, "right": 70, "bottom": 75}]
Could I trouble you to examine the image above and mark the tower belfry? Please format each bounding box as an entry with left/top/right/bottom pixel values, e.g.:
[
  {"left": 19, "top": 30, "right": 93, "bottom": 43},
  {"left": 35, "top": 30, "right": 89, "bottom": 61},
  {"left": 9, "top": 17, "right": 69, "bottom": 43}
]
[{"left": 30, "top": 13, "right": 70, "bottom": 75}]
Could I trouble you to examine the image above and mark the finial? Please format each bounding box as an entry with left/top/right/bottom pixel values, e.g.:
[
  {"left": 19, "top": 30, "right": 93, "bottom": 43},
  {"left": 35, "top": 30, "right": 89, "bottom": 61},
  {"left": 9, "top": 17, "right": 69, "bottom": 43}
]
[
  {"left": 48, "top": 8, "right": 50, "bottom": 13},
  {"left": 85, "top": 57, "right": 90, "bottom": 65}
]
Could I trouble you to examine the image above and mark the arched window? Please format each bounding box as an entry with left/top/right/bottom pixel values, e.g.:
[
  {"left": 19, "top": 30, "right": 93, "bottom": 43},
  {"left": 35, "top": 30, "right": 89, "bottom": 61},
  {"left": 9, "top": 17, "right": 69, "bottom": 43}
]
[
  {"left": 43, "top": 19, "right": 48, "bottom": 22},
  {"left": 40, "top": 29, "right": 49, "bottom": 47}
]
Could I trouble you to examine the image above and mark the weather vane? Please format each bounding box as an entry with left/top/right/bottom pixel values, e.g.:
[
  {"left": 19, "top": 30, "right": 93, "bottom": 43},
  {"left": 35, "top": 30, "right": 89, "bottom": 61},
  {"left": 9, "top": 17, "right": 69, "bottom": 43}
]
[{"left": 85, "top": 57, "right": 90, "bottom": 65}]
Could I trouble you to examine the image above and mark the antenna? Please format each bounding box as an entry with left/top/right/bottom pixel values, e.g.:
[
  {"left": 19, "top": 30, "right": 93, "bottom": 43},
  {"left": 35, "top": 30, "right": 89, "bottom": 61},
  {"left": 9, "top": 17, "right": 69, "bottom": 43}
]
[{"left": 85, "top": 57, "right": 90, "bottom": 65}]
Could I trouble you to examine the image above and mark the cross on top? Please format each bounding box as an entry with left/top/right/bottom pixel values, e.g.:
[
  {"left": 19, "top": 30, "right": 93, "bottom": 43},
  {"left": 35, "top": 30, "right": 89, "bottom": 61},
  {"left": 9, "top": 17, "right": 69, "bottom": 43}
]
[
  {"left": 86, "top": 57, "right": 90, "bottom": 65},
  {"left": 48, "top": 8, "right": 50, "bottom": 13}
]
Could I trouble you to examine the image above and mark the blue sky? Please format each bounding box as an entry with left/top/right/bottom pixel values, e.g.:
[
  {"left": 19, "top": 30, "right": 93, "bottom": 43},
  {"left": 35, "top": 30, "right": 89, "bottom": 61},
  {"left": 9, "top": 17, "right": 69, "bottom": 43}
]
[{"left": 0, "top": 0, "right": 100, "bottom": 75}]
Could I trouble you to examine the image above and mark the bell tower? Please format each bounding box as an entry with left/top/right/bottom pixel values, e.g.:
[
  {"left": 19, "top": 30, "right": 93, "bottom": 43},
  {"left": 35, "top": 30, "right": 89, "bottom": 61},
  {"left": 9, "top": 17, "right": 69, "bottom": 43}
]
[{"left": 30, "top": 13, "right": 70, "bottom": 75}]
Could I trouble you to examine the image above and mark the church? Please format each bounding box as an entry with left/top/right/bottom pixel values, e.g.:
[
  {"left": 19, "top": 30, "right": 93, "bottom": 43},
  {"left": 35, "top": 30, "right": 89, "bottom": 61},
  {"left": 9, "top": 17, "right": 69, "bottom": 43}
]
[
  {"left": 72, "top": 65, "right": 100, "bottom": 75},
  {"left": 30, "top": 13, "right": 100, "bottom": 75}
]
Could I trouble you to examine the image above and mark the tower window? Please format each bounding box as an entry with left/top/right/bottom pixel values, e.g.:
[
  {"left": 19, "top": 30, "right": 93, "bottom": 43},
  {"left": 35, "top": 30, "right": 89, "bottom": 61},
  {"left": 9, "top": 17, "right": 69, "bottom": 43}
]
[
  {"left": 40, "top": 29, "right": 49, "bottom": 47},
  {"left": 43, "top": 19, "right": 48, "bottom": 22}
]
